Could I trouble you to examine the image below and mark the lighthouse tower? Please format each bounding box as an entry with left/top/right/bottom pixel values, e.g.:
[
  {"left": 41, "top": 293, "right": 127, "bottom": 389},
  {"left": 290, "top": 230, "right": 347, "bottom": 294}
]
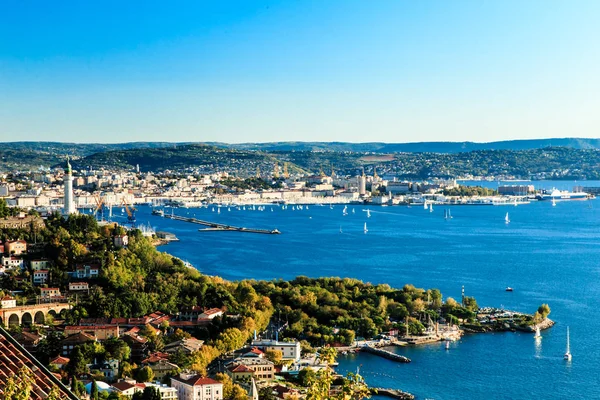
[{"left": 63, "top": 157, "right": 77, "bottom": 215}]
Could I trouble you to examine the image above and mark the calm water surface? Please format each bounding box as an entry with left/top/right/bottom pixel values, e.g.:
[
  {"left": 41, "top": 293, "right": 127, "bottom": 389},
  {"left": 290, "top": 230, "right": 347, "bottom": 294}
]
[{"left": 115, "top": 182, "right": 600, "bottom": 399}]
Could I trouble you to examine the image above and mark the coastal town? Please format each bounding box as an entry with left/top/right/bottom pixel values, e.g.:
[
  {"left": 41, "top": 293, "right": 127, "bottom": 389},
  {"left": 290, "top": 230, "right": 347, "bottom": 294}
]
[{"left": 0, "top": 159, "right": 556, "bottom": 400}]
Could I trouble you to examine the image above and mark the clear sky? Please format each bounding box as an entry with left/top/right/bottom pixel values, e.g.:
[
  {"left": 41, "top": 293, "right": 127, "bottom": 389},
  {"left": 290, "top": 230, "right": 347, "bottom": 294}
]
[{"left": 1, "top": 0, "right": 599, "bottom": 143}]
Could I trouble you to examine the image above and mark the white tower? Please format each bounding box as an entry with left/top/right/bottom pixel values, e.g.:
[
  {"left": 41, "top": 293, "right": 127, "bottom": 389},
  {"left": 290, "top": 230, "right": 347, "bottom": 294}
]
[
  {"left": 63, "top": 156, "right": 77, "bottom": 215},
  {"left": 358, "top": 168, "right": 367, "bottom": 196}
]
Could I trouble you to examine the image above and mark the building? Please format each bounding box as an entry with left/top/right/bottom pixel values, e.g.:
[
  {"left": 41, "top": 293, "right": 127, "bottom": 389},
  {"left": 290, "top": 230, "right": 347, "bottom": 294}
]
[
  {"left": 5, "top": 240, "right": 27, "bottom": 255},
  {"left": 2, "top": 256, "right": 24, "bottom": 269},
  {"left": 40, "top": 287, "right": 61, "bottom": 298},
  {"left": 251, "top": 339, "right": 301, "bottom": 361},
  {"left": 199, "top": 308, "right": 223, "bottom": 320},
  {"left": 141, "top": 357, "right": 180, "bottom": 381},
  {"left": 49, "top": 356, "right": 70, "bottom": 370},
  {"left": 88, "top": 359, "right": 119, "bottom": 382},
  {"left": 113, "top": 234, "right": 129, "bottom": 248},
  {"left": 386, "top": 181, "right": 412, "bottom": 194},
  {"left": 0, "top": 296, "right": 17, "bottom": 308},
  {"left": 73, "top": 263, "right": 100, "bottom": 279},
  {"left": 0, "top": 328, "right": 79, "bottom": 399},
  {"left": 33, "top": 270, "right": 49, "bottom": 284},
  {"left": 30, "top": 259, "right": 50, "bottom": 271},
  {"left": 12, "top": 330, "right": 42, "bottom": 353},
  {"left": 61, "top": 332, "right": 97, "bottom": 355},
  {"left": 69, "top": 282, "right": 89, "bottom": 292},
  {"left": 64, "top": 325, "right": 120, "bottom": 340},
  {"left": 122, "top": 332, "right": 149, "bottom": 362},
  {"left": 498, "top": 185, "right": 534, "bottom": 196},
  {"left": 63, "top": 157, "right": 77, "bottom": 215},
  {"left": 171, "top": 372, "right": 223, "bottom": 400},
  {"left": 226, "top": 358, "right": 275, "bottom": 381},
  {"left": 164, "top": 337, "right": 204, "bottom": 355}
]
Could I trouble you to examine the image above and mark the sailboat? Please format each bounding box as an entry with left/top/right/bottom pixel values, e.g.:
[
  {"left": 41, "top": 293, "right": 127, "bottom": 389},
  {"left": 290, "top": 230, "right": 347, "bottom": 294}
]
[
  {"left": 343, "top": 205, "right": 348, "bottom": 216},
  {"left": 423, "top": 201, "right": 428, "bottom": 210},
  {"left": 534, "top": 326, "right": 542, "bottom": 340},
  {"left": 564, "top": 327, "right": 572, "bottom": 361},
  {"left": 429, "top": 203, "right": 433, "bottom": 213},
  {"left": 366, "top": 209, "right": 371, "bottom": 218},
  {"left": 217, "top": 207, "right": 221, "bottom": 214},
  {"left": 364, "top": 222, "right": 368, "bottom": 234},
  {"left": 211, "top": 207, "right": 215, "bottom": 212},
  {"left": 444, "top": 209, "right": 449, "bottom": 220},
  {"left": 505, "top": 212, "right": 510, "bottom": 224},
  {"left": 445, "top": 340, "right": 450, "bottom": 350},
  {"left": 340, "top": 225, "right": 343, "bottom": 234},
  {"left": 448, "top": 209, "right": 453, "bottom": 219},
  {"left": 352, "top": 208, "right": 355, "bottom": 214},
  {"left": 552, "top": 197, "right": 557, "bottom": 207}
]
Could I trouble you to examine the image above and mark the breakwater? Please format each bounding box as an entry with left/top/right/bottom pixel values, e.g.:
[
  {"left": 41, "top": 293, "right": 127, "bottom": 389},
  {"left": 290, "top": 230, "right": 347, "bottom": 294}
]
[
  {"left": 371, "top": 388, "right": 415, "bottom": 400},
  {"left": 163, "top": 214, "right": 281, "bottom": 234},
  {"left": 362, "top": 345, "right": 411, "bottom": 363}
]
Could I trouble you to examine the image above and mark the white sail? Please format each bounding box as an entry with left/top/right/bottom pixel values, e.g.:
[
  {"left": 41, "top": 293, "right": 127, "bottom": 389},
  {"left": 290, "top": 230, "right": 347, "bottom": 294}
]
[
  {"left": 429, "top": 203, "right": 433, "bottom": 212},
  {"left": 505, "top": 212, "right": 510, "bottom": 224},
  {"left": 364, "top": 222, "right": 368, "bottom": 233},
  {"left": 552, "top": 197, "right": 556, "bottom": 207},
  {"left": 367, "top": 209, "right": 371, "bottom": 218}
]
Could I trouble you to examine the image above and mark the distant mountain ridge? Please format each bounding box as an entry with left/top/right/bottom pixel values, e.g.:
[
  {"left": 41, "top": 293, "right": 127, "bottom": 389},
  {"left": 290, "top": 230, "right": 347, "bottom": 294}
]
[{"left": 3, "top": 138, "right": 600, "bottom": 155}]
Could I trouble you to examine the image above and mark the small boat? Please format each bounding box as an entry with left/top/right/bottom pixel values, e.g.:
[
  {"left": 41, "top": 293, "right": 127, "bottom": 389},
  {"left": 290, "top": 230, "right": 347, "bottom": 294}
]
[
  {"left": 445, "top": 209, "right": 452, "bottom": 220},
  {"left": 445, "top": 341, "right": 450, "bottom": 350},
  {"left": 429, "top": 203, "right": 433, "bottom": 213},
  {"left": 211, "top": 207, "right": 215, "bottom": 212},
  {"left": 352, "top": 208, "right": 355, "bottom": 214},
  {"left": 564, "top": 327, "right": 572, "bottom": 361},
  {"left": 423, "top": 201, "right": 428, "bottom": 210},
  {"left": 366, "top": 209, "right": 371, "bottom": 218},
  {"left": 534, "top": 326, "right": 542, "bottom": 340},
  {"left": 505, "top": 287, "right": 513, "bottom": 292},
  {"left": 217, "top": 207, "right": 221, "bottom": 214},
  {"left": 552, "top": 197, "right": 557, "bottom": 207},
  {"left": 505, "top": 212, "right": 510, "bottom": 224},
  {"left": 343, "top": 205, "right": 348, "bottom": 216},
  {"left": 364, "top": 222, "right": 368, "bottom": 234},
  {"left": 121, "top": 208, "right": 125, "bottom": 213}
]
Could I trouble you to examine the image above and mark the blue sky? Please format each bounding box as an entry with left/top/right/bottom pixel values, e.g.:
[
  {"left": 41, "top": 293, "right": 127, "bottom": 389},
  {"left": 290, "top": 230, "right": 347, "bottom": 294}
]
[{"left": 1, "top": 1, "right": 599, "bottom": 143}]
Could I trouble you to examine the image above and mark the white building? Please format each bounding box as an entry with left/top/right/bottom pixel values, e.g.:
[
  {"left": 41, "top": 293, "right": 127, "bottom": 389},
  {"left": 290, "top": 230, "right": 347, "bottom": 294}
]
[
  {"left": 171, "top": 372, "right": 223, "bottom": 400},
  {"left": 63, "top": 157, "right": 77, "bottom": 215},
  {"left": 0, "top": 296, "right": 17, "bottom": 308},
  {"left": 251, "top": 339, "right": 301, "bottom": 361}
]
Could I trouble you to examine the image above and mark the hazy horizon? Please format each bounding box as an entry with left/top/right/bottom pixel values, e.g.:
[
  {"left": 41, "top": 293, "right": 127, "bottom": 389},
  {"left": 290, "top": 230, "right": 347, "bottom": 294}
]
[{"left": 2, "top": 1, "right": 600, "bottom": 143}]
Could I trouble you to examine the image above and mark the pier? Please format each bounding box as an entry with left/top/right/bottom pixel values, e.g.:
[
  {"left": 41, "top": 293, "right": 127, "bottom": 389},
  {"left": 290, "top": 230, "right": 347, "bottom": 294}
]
[
  {"left": 163, "top": 214, "right": 281, "bottom": 235},
  {"left": 370, "top": 388, "right": 415, "bottom": 400},
  {"left": 361, "top": 345, "right": 411, "bottom": 363}
]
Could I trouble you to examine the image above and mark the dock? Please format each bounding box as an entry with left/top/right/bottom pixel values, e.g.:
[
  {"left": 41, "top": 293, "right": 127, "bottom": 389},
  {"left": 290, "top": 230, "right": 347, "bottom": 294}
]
[
  {"left": 163, "top": 214, "right": 281, "bottom": 235},
  {"left": 370, "top": 388, "right": 415, "bottom": 400},
  {"left": 361, "top": 345, "right": 411, "bottom": 363}
]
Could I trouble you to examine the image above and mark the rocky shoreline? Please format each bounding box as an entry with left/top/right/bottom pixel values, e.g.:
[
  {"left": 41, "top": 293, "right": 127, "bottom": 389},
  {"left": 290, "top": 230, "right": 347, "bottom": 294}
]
[{"left": 462, "top": 318, "right": 554, "bottom": 334}]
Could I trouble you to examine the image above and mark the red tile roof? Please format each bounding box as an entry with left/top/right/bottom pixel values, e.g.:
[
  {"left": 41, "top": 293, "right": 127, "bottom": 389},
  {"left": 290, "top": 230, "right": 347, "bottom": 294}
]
[
  {"left": 172, "top": 374, "right": 221, "bottom": 386},
  {"left": 0, "top": 328, "right": 78, "bottom": 399}
]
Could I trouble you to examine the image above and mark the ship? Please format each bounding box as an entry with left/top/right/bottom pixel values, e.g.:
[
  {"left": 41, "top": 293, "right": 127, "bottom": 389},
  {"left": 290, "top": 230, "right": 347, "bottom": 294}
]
[{"left": 535, "top": 189, "right": 588, "bottom": 201}]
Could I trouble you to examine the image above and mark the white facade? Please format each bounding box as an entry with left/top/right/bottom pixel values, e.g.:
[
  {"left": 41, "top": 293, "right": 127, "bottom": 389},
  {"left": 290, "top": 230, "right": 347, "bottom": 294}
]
[
  {"left": 171, "top": 372, "right": 223, "bottom": 400},
  {"left": 251, "top": 339, "right": 301, "bottom": 361},
  {"left": 0, "top": 297, "right": 17, "bottom": 308}
]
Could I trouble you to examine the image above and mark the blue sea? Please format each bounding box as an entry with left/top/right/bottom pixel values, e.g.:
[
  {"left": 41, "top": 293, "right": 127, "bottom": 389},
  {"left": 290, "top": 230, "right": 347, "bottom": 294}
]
[{"left": 114, "top": 180, "right": 600, "bottom": 399}]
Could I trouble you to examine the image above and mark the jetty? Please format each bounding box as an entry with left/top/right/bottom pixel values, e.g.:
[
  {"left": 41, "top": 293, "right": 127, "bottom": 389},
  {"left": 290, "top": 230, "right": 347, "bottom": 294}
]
[
  {"left": 370, "top": 388, "right": 415, "bottom": 400},
  {"left": 163, "top": 214, "right": 281, "bottom": 235},
  {"left": 361, "top": 345, "right": 411, "bottom": 363}
]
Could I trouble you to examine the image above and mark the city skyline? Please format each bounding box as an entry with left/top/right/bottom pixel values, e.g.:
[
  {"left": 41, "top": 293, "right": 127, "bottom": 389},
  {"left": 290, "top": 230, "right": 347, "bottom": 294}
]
[{"left": 2, "top": 1, "right": 599, "bottom": 144}]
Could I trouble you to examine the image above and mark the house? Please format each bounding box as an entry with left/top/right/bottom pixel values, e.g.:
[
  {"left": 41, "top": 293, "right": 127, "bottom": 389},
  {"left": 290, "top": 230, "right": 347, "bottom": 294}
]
[
  {"left": 49, "top": 356, "right": 70, "bottom": 370},
  {"left": 2, "top": 256, "right": 24, "bottom": 269},
  {"left": 64, "top": 325, "right": 120, "bottom": 340},
  {"left": 251, "top": 339, "right": 301, "bottom": 361},
  {"left": 61, "top": 332, "right": 96, "bottom": 356},
  {"left": 0, "top": 330, "right": 78, "bottom": 399},
  {"left": 225, "top": 358, "right": 275, "bottom": 381},
  {"left": 141, "top": 357, "right": 180, "bottom": 381},
  {"left": 88, "top": 359, "right": 119, "bottom": 382},
  {"left": 33, "top": 269, "right": 49, "bottom": 284},
  {"left": 164, "top": 337, "right": 204, "bottom": 355},
  {"left": 30, "top": 259, "right": 50, "bottom": 271},
  {"left": 13, "top": 331, "right": 42, "bottom": 353},
  {"left": 122, "top": 332, "right": 149, "bottom": 362},
  {"left": 40, "top": 287, "right": 61, "bottom": 298},
  {"left": 137, "top": 382, "right": 178, "bottom": 400},
  {"left": 0, "top": 296, "right": 17, "bottom": 308},
  {"left": 271, "top": 384, "right": 301, "bottom": 399},
  {"left": 111, "top": 381, "right": 140, "bottom": 398},
  {"left": 179, "top": 305, "right": 203, "bottom": 320},
  {"left": 198, "top": 308, "right": 223, "bottom": 320},
  {"left": 73, "top": 263, "right": 100, "bottom": 279},
  {"left": 69, "top": 282, "right": 89, "bottom": 292},
  {"left": 170, "top": 372, "right": 223, "bottom": 400},
  {"left": 113, "top": 234, "right": 129, "bottom": 248},
  {"left": 5, "top": 240, "right": 27, "bottom": 255}
]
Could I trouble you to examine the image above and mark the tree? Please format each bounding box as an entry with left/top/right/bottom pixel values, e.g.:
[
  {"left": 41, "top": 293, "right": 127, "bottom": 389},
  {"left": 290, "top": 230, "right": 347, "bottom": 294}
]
[
  {"left": 338, "top": 371, "right": 371, "bottom": 400},
  {"left": 537, "top": 304, "right": 551, "bottom": 319},
  {"left": 136, "top": 366, "right": 155, "bottom": 383},
  {"left": 265, "top": 349, "right": 283, "bottom": 364},
  {"left": 133, "top": 387, "right": 161, "bottom": 400},
  {"left": 91, "top": 380, "right": 99, "bottom": 400},
  {"left": 104, "top": 337, "right": 131, "bottom": 362},
  {"left": 66, "top": 347, "right": 88, "bottom": 376}
]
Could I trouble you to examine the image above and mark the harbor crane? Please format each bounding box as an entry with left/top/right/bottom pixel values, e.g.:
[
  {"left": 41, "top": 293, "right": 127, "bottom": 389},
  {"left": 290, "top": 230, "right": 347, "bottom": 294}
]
[
  {"left": 122, "top": 200, "right": 136, "bottom": 227},
  {"left": 93, "top": 195, "right": 104, "bottom": 220}
]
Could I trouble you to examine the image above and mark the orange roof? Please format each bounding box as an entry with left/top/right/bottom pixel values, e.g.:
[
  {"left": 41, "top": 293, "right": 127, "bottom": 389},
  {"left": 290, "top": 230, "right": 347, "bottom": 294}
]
[
  {"left": 172, "top": 374, "right": 221, "bottom": 386},
  {"left": 49, "top": 356, "right": 70, "bottom": 364}
]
